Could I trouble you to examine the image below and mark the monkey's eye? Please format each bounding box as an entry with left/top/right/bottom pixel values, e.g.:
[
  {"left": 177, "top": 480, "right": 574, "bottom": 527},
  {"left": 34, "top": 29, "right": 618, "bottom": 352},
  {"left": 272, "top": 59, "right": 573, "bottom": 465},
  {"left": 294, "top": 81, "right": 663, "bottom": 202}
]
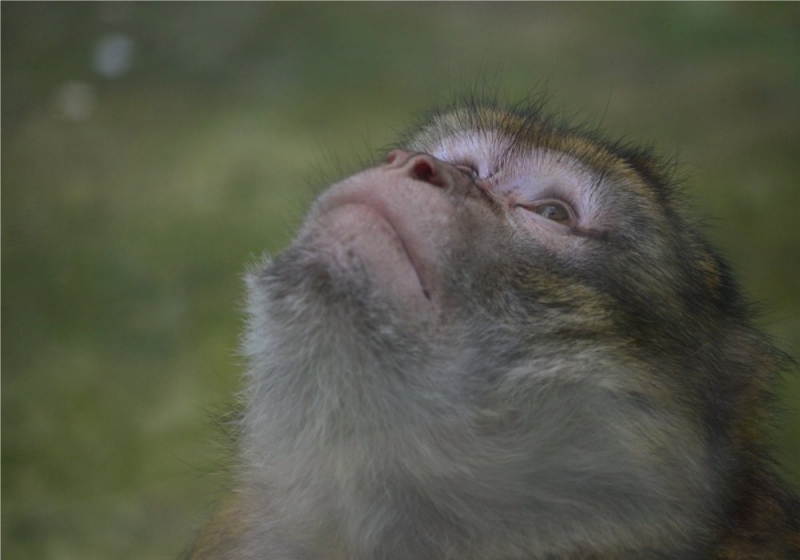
[
  {"left": 454, "top": 164, "right": 479, "bottom": 180},
  {"left": 527, "top": 200, "right": 574, "bottom": 225}
]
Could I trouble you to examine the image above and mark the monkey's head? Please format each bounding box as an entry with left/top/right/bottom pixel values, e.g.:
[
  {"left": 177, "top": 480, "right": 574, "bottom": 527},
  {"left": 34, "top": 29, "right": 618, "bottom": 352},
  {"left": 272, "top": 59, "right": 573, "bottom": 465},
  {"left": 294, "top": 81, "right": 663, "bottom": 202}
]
[{"left": 240, "top": 103, "right": 783, "bottom": 557}]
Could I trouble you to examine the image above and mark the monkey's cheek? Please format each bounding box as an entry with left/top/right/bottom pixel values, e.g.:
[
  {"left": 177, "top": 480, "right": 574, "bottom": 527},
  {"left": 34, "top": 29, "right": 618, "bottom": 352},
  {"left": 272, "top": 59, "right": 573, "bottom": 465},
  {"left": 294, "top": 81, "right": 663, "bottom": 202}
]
[{"left": 304, "top": 204, "right": 436, "bottom": 311}]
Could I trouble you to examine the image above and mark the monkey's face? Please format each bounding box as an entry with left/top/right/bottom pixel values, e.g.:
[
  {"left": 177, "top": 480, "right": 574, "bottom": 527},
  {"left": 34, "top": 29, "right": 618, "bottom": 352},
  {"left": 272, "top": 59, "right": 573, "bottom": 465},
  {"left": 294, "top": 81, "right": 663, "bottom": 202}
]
[{"left": 299, "top": 144, "right": 596, "bottom": 319}]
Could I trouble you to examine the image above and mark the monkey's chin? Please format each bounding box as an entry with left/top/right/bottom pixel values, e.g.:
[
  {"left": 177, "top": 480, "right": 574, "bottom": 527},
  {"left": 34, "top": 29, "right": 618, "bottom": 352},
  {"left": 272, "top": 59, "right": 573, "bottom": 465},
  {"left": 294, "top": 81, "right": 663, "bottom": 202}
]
[{"left": 303, "top": 203, "right": 435, "bottom": 311}]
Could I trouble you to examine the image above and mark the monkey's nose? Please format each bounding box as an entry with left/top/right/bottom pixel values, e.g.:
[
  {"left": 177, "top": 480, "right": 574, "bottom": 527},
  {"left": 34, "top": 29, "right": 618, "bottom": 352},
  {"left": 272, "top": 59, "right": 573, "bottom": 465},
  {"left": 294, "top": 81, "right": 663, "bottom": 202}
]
[{"left": 386, "top": 149, "right": 463, "bottom": 189}]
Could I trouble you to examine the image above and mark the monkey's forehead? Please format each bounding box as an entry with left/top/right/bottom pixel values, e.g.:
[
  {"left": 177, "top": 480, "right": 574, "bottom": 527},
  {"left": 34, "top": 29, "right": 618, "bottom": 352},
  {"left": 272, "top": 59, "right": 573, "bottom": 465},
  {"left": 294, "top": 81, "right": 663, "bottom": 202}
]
[{"left": 408, "top": 105, "right": 678, "bottom": 211}]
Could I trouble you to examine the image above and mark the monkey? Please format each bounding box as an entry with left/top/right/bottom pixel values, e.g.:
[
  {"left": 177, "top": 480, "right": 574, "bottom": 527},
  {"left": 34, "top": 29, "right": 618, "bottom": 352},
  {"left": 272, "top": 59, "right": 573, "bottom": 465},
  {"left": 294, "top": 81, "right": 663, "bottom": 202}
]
[{"left": 184, "top": 98, "right": 800, "bottom": 559}]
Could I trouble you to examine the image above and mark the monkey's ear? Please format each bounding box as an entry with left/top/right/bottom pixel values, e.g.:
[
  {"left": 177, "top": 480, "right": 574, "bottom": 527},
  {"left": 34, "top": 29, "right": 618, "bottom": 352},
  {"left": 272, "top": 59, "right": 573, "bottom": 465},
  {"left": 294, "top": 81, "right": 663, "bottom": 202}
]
[
  {"left": 699, "top": 250, "right": 726, "bottom": 299},
  {"left": 611, "top": 141, "right": 682, "bottom": 212},
  {"left": 695, "top": 247, "right": 742, "bottom": 314}
]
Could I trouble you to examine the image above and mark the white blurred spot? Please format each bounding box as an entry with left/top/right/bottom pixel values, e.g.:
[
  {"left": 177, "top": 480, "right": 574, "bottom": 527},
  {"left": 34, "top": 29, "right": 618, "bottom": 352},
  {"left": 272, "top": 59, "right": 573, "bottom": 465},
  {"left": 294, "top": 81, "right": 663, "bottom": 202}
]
[
  {"left": 93, "top": 33, "right": 135, "bottom": 79},
  {"left": 55, "top": 82, "right": 96, "bottom": 122}
]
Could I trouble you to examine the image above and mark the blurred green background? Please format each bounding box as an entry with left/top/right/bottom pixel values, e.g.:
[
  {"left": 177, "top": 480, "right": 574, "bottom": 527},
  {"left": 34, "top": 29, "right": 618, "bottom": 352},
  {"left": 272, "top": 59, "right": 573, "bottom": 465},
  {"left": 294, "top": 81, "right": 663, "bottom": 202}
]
[{"left": 3, "top": 3, "right": 799, "bottom": 559}]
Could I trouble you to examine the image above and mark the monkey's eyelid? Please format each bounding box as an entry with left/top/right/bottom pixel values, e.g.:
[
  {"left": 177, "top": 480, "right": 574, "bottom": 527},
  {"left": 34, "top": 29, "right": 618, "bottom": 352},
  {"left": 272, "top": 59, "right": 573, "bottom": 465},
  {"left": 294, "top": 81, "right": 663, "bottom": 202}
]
[{"left": 519, "top": 199, "right": 576, "bottom": 225}]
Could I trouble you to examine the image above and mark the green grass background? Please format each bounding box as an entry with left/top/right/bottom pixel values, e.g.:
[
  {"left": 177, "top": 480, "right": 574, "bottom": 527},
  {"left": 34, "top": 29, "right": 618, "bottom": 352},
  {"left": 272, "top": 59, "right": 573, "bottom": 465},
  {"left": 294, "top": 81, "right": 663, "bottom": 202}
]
[{"left": 3, "top": 3, "right": 799, "bottom": 559}]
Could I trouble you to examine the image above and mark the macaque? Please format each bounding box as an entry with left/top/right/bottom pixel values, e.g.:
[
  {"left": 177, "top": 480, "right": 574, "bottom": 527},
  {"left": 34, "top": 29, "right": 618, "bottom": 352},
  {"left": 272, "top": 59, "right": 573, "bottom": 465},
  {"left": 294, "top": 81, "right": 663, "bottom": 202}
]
[{"left": 185, "top": 100, "right": 799, "bottom": 559}]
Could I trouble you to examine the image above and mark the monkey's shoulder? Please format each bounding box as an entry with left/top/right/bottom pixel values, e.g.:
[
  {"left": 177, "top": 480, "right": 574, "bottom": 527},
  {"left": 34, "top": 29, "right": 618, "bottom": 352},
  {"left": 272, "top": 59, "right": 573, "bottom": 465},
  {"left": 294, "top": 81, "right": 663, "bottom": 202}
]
[{"left": 711, "top": 469, "right": 800, "bottom": 559}]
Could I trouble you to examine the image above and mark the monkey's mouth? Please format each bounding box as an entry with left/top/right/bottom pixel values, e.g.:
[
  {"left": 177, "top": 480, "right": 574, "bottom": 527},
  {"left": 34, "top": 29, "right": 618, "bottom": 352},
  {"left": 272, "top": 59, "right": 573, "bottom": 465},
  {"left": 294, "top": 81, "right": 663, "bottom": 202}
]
[
  {"left": 313, "top": 194, "right": 434, "bottom": 303},
  {"left": 353, "top": 203, "right": 433, "bottom": 300},
  {"left": 337, "top": 197, "right": 431, "bottom": 300}
]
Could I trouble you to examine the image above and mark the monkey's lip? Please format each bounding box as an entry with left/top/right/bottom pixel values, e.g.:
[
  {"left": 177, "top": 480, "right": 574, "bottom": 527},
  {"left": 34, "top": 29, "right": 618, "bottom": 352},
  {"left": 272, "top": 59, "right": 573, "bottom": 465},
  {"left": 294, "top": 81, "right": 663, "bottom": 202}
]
[{"left": 319, "top": 191, "right": 434, "bottom": 301}]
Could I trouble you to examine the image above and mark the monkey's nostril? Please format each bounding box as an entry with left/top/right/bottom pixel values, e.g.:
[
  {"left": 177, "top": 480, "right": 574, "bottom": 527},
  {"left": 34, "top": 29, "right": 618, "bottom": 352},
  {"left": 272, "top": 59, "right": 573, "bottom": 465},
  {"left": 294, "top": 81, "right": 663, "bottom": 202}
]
[
  {"left": 411, "top": 159, "right": 436, "bottom": 183},
  {"left": 386, "top": 149, "right": 403, "bottom": 164}
]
